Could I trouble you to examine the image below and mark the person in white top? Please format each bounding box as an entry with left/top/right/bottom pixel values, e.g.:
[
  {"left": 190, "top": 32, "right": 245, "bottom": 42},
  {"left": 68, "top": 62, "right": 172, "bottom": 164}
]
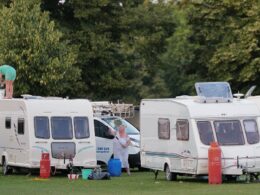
[{"left": 113, "top": 119, "right": 131, "bottom": 175}]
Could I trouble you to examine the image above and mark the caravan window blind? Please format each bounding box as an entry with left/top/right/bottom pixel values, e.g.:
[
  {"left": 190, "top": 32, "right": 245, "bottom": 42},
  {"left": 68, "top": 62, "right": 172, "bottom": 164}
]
[
  {"left": 158, "top": 118, "right": 170, "bottom": 140},
  {"left": 176, "top": 120, "right": 189, "bottom": 141}
]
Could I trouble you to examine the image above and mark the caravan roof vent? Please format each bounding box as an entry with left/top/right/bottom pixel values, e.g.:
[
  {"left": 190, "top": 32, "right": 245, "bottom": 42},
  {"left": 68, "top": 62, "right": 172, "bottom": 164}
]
[{"left": 194, "top": 82, "right": 233, "bottom": 103}]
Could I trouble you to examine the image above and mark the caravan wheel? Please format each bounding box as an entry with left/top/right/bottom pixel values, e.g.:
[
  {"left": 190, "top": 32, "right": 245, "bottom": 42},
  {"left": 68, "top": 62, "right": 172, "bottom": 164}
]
[
  {"left": 2, "top": 160, "right": 11, "bottom": 175},
  {"left": 165, "top": 165, "right": 176, "bottom": 181}
]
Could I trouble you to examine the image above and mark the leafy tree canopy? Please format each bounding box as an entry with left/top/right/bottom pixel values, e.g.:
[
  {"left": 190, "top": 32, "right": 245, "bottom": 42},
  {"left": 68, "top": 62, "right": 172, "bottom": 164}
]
[{"left": 0, "top": 0, "right": 80, "bottom": 97}]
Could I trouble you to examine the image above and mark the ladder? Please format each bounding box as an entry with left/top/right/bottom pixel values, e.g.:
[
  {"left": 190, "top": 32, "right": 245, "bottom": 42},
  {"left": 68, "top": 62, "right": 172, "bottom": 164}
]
[{"left": 92, "top": 101, "right": 135, "bottom": 118}]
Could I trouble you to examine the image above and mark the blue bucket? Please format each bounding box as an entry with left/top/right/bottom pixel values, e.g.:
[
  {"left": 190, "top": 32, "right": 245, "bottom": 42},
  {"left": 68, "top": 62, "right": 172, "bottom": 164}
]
[
  {"left": 108, "top": 158, "right": 122, "bottom": 176},
  {"left": 82, "top": 169, "right": 92, "bottom": 180}
]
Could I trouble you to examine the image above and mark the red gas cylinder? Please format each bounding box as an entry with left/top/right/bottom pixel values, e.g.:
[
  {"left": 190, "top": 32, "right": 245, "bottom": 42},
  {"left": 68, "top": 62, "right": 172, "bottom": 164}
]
[
  {"left": 208, "top": 142, "right": 222, "bottom": 184},
  {"left": 40, "top": 153, "right": 50, "bottom": 178}
]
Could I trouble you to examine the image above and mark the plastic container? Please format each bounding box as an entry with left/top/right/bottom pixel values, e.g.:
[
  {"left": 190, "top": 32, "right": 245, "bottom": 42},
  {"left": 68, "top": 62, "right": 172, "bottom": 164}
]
[
  {"left": 108, "top": 158, "right": 122, "bottom": 176},
  {"left": 68, "top": 174, "right": 79, "bottom": 180},
  {"left": 82, "top": 169, "right": 92, "bottom": 180}
]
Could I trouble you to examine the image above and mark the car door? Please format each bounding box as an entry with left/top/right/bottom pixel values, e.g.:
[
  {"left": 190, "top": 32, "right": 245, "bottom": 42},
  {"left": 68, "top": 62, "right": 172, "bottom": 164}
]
[{"left": 94, "top": 119, "right": 114, "bottom": 165}]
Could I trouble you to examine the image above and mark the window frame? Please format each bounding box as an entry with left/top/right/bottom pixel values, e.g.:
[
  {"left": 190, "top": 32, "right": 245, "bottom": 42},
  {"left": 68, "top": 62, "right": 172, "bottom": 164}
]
[
  {"left": 51, "top": 116, "right": 73, "bottom": 140},
  {"left": 34, "top": 116, "right": 50, "bottom": 139},
  {"left": 94, "top": 119, "right": 114, "bottom": 139},
  {"left": 18, "top": 118, "right": 25, "bottom": 135},
  {"left": 5, "top": 117, "right": 11, "bottom": 129},
  {"left": 214, "top": 120, "right": 245, "bottom": 146},
  {"left": 176, "top": 119, "right": 189, "bottom": 141},
  {"left": 74, "top": 116, "right": 90, "bottom": 139},
  {"left": 197, "top": 121, "right": 214, "bottom": 145},
  {"left": 158, "top": 118, "right": 170, "bottom": 140},
  {"left": 243, "top": 119, "right": 259, "bottom": 145}
]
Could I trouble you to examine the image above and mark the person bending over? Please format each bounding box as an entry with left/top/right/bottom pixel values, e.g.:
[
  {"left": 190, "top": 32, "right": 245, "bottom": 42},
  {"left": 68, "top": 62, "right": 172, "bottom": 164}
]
[{"left": 0, "top": 64, "right": 16, "bottom": 99}]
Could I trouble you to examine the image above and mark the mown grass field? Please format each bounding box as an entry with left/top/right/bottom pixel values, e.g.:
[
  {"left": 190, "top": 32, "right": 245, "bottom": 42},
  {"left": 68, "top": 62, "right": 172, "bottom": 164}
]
[{"left": 1, "top": 168, "right": 260, "bottom": 195}]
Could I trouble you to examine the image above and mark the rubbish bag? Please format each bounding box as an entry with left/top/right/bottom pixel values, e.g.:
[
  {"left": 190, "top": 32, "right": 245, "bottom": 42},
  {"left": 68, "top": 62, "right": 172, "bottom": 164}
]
[{"left": 88, "top": 169, "right": 110, "bottom": 180}]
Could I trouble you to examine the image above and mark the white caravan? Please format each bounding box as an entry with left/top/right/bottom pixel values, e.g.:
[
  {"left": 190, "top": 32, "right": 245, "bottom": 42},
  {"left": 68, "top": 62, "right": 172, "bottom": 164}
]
[
  {"left": 247, "top": 96, "right": 260, "bottom": 109},
  {"left": 140, "top": 82, "right": 260, "bottom": 180},
  {"left": 0, "top": 96, "right": 97, "bottom": 175},
  {"left": 92, "top": 102, "right": 140, "bottom": 169}
]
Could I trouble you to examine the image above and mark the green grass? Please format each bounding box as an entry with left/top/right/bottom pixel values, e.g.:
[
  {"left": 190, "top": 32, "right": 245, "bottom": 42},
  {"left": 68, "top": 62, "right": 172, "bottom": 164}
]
[{"left": 0, "top": 168, "right": 260, "bottom": 195}]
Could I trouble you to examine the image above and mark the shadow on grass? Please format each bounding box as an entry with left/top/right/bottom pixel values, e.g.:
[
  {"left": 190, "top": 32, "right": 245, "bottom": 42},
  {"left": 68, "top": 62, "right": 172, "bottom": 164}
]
[{"left": 148, "top": 170, "right": 260, "bottom": 185}]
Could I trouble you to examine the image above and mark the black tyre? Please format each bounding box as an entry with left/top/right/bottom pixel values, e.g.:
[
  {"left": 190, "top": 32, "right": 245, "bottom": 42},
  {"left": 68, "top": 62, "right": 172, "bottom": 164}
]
[
  {"left": 165, "top": 165, "right": 177, "bottom": 181},
  {"left": 2, "top": 160, "right": 11, "bottom": 175}
]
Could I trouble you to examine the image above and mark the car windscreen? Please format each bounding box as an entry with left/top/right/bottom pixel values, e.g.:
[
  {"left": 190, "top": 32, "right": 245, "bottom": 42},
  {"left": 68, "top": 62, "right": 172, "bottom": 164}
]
[{"left": 102, "top": 117, "right": 139, "bottom": 135}]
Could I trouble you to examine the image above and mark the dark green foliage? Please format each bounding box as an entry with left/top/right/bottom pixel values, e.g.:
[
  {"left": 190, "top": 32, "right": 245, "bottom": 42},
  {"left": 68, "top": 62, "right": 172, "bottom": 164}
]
[
  {"left": 44, "top": 0, "right": 177, "bottom": 103},
  {"left": 0, "top": 0, "right": 80, "bottom": 97},
  {"left": 0, "top": 0, "right": 259, "bottom": 101},
  {"left": 163, "top": 0, "right": 260, "bottom": 96}
]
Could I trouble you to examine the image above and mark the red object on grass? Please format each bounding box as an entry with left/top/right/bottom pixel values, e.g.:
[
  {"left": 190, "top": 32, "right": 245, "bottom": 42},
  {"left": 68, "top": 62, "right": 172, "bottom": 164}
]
[
  {"left": 208, "top": 142, "right": 222, "bottom": 184},
  {"left": 40, "top": 153, "right": 50, "bottom": 178}
]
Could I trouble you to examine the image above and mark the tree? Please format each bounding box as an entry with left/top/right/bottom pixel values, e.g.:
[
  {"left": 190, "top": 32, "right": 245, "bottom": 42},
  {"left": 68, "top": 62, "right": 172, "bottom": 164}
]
[
  {"left": 161, "top": 5, "right": 199, "bottom": 97},
  {"left": 119, "top": 1, "right": 177, "bottom": 100},
  {"left": 41, "top": 0, "right": 179, "bottom": 103},
  {"left": 0, "top": 0, "right": 80, "bottom": 97},
  {"left": 204, "top": 0, "right": 260, "bottom": 94},
  {"left": 163, "top": 0, "right": 260, "bottom": 96}
]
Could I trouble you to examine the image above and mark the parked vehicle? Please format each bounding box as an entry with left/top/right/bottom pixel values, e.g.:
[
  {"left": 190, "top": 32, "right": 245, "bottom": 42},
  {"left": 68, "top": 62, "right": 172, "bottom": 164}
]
[
  {"left": 92, "top": 102, "right": 140, "bottom": 169},
  {"left": 0, "top": 95, "right": 97, "bottom": 175},
  {"left": 140, "top": 82, "right": 260, "bottom": 180}
]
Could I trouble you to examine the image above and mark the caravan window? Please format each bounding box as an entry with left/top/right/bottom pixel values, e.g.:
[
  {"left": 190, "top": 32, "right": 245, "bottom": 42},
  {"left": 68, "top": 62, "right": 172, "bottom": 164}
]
[
  {"left": 5, "top": 117, "right": 11, "bottom": 129},
  {"left": 214, "top": 120, "right": 244, "bottom": 145},
  {"left": 34, "top": 117, "right": 50, "bottom": 139},
  {"left": 51, "top": 117, "right": 73, "bottom": 140},
  {"left": 197, "top": 121, "right": 214, "bottom": 145},
  {"left": 158, "top": 118, "right": 170, "bottom": 140},
  {"left": 74, "top": 117, "right": 90, "bottom": 139},
  {"left": 176, "top": 120, "right": 189, "bottom": 141},
  {"left": 243, "top": 120, "right": 259, "bottom": 144},
  {"left": 18, "top": 118, "right": 24, "bottom": 135}
]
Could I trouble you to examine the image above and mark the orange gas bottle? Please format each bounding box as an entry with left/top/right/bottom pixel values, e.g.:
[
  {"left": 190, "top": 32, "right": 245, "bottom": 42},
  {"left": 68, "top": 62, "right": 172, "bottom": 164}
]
[
  {"left": 208, "top": 142, "right": 222, "bottom": 184},
  {"left": 40, "top": 153, "right": 50, "bottom": 178}
]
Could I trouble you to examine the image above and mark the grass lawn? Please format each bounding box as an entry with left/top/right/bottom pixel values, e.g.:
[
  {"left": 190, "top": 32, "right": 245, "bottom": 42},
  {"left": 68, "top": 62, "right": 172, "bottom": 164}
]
[{"left": 0, "top": 168, "right": 260, "bottom": 195}]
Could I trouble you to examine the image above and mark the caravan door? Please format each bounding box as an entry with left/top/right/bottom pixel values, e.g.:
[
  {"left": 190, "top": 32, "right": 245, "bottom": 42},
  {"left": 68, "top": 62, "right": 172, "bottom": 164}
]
[{"left": 13, "top": 116, "right": 29, "bottom": 166}]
